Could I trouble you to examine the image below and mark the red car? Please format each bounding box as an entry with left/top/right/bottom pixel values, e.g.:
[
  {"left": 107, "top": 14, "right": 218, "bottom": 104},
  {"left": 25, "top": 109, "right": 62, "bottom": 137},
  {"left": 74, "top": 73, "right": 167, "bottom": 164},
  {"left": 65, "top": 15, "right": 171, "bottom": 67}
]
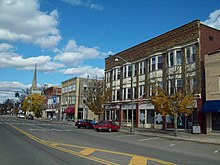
[
  {"left": 75, "top": 119, "right": 94, "bottom": 129},
  {"left": 94, "top": 121, "right": 120, "bottom": 132}
]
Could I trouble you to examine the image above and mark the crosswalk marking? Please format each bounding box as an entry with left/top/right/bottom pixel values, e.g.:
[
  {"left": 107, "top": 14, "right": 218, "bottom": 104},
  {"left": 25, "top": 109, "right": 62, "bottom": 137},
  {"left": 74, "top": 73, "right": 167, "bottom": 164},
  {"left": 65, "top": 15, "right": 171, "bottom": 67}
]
[{"left": 138, "top": 137, "right": 158, "bottom": 141}]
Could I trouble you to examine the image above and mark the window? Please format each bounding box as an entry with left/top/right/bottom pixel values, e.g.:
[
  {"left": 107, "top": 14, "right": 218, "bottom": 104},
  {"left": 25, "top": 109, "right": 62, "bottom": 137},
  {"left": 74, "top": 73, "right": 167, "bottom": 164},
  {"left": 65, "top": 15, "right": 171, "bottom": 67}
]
[
  {"left": 128, "top": 65, "right": 132, "bottom": 77},
  {"left": 177, "top": 79, "right": 183, "bottom": 92},
  {"left": 116, "top": 90, "right": 120, "bottom": 100},
  {"left": 190, "top": 77, "right": 197, "bottom": 92},
  {"left": 143, "top": 61, "right": 146, "bottom": 74},
  {"left": 158, "top": 56, "right": 163, "bottom": 69},
  {"left": 186, "top": 47, "right": 191, "bottom": 64},
  {"left": 186, "top": 45, "right": 196, "bottom": 64},
  {"left": 176, "top": 50, "right": 182, "bottom": 65},
  {"left": 123, "top": 66, "right": 127, "bottom": 78},
  {"left": 106, "top": 72, "right": 110, "bottom": 83},
  {"left": 128, "top": 88, "right": 131, "bottom": 100},
  {"left": 69, "top": 96, "right": 75, "bottom": 104},
  {"left": 139, "top": 61, "right": 146, "bottom": 75},
  {"left": 157, "top": 81, "right": 163, "bottom": 88},
  {"left": 169, "top": 51, "right": 174, "bottom": 66},
  {"left": 73, "top": 84, "right": 76, "bottom": 91},
  {"left": 134, "top": 64, "right": 137, "bottom": 76},
  {"left": 170, "top": 79, "right": 175, "bottom": 94},
  {"left": 117, "top": 68, "right": 120, "bottom": 80},
  {"left": 152, "top": 57, "right": 156, "bottom": 71},
  {"left": 113, "top": 69, "right": 116, "bottom": 80},
  {"left": 139, "top": 62, "right": 143, "bottom": 75},
  {"left": 133, "top": 87, "right": 137, "bottom": 99},
  {"left": 192, "top": 45, "right": 196, "bottom": 62},
  {"left": 139, "top": 85, "right": 145, "bottom": 96},
  {"left": 112, "top": 90, "right": 115, "bottom": 101},
  {"left": 123, "top": 88, "right": 126, "bottom": 100}
]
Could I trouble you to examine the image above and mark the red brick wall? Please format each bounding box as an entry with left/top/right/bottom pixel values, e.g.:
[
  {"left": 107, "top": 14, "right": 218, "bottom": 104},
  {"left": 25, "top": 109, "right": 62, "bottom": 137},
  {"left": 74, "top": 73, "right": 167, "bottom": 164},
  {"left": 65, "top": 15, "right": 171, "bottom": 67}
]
[{"left": 200, "top": 25, "right": 220, "bottom": 61}]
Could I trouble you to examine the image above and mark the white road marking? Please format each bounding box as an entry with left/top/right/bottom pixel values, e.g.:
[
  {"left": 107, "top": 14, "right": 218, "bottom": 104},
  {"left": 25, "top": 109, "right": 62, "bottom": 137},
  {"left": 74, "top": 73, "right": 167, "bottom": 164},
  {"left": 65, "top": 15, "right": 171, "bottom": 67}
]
[
  {"left": 51, "top": 128, "right": 63, "bottom": 131},
  {"left": 214, "top": 150, "right": 218, "bottom": 154},
  {"left": 138, "top": 137, "right": 158, "bottom": 141},
  {"left": 169, "top": 144, "right": 176, "bottom": 147},
  {"left": 28, "top": 128, "right": 46, "bottom": 131},
  {"left": 116, "top": 134, "right": 135, "bottom": 138},
  {"left": 28, "top": 124, "right": 52, "bottom": 131}
]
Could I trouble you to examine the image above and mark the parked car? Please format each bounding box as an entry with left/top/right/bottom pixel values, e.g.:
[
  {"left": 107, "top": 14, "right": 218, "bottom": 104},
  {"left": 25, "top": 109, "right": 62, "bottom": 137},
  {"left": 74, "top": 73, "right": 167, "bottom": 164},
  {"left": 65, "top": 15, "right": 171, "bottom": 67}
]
[
  {"left": 27, "top": 114, "right": 34, "bottom": 120},
  {"left": 94, "top": 121, "right": 120, "bottom": 132},
  {"left": 75, "top": 119, "right": 94, "bottom": 129},
  {"left": 17, "top": 113, "right": 25, "bottom": 119}
]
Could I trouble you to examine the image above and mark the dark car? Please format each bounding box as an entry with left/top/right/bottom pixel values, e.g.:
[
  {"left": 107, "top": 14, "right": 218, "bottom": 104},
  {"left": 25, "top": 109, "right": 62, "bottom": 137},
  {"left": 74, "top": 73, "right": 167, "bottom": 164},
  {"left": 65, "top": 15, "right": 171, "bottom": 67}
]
[
  {"left": 94, "top": 121, "right": 120, "bottom": 132},
  {"left": 75, "top": 119, "right": 94, "bottom": 129},
  {"left": 27, "top": 114, "right": 34, "bottom": 120}
]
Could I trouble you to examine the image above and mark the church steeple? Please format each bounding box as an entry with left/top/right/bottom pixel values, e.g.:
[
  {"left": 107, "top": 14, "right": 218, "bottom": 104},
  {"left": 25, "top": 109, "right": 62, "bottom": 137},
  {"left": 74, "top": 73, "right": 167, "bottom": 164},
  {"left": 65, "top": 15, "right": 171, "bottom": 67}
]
[
  {"left": 30, "top": 64, "right": 41, "bottom": 94},
  {"left": 31, "top": 63, "right": 37, "bottom": 91}
]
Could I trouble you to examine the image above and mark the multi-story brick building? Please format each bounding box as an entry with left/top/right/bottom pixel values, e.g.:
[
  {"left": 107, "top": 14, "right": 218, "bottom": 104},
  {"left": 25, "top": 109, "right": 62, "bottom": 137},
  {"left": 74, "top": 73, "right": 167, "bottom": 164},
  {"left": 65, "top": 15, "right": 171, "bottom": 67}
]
[
  {"left": 203, "top": 50, "right": 220, "bottom": 134},
  {"left": 105, "top": 20, "right": 220, "bottom": 132},
  {"left": 43, "top": 86, "right": 62, "bottom": 121},
  {"left": 61, "top": 77, "right": 98, "bottom": 121}
]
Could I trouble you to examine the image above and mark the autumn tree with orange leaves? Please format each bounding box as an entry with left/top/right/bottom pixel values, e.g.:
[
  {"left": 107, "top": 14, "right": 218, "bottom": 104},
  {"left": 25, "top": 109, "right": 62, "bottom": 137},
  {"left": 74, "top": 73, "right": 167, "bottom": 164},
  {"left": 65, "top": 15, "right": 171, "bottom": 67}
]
[
  {"left": 84, "top": 78, "right": 111, "bottom": 121},
  {"left": 150, "top": 65, "right": 196, "bottom": 136}
]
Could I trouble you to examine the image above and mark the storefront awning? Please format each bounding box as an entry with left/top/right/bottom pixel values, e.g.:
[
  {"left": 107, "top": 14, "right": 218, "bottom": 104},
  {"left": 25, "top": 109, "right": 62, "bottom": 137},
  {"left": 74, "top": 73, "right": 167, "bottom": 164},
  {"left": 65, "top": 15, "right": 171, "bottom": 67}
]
[
  {"left": 64, "top": 107, "right": 75, "bottom": 113},
  {"left": 201, "top": 100, "right": 220, "bottom": 113}
]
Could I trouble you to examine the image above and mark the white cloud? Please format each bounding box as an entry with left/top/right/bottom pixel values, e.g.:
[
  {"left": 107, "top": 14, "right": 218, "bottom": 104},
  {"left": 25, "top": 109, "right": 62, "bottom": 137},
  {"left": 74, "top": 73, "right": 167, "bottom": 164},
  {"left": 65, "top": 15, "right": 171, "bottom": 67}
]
[
  {"left": 62, "top": 0, "right": 103, "bottom": 11},
  {"left": 203, "top": 8, "right": 220, "bottom": 30},
  {"left": 0, "top": 81, "right": 29, "bottom": 103},
  {"left": 0, "top": 43, "right": 14, "bottom": 52},
  {"left": 0, "top": 43, "right": 64, "bottom": 71},
  {"left": 0, "top": 0, "right": 61, "bottom": 48},
  {"left": 54, "top": 40, "right": 102, "bottom": 66},
  {"left": 60, "top": 66, "right": 104, "bottom": 78}
]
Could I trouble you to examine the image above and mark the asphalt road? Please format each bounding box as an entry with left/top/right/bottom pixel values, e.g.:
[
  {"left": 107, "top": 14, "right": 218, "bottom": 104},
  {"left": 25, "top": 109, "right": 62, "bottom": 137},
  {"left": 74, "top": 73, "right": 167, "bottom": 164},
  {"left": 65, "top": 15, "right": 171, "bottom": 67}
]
[{"left": 0, "top": 115, "right": 220, "bottom": 165}]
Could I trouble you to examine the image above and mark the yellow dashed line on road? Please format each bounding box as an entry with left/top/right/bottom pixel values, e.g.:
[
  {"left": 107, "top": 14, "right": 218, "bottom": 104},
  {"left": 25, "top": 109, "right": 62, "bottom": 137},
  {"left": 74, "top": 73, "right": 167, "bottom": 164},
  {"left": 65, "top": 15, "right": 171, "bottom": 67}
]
[
  {"left": 128, "top": 156, "right": 147, "bottom": 165},
  {"left": 9, "top": 124, "right": 176, "bottom": 165},
  {"left": 80, "top": 148, "right": 97, "bottom": 156}
]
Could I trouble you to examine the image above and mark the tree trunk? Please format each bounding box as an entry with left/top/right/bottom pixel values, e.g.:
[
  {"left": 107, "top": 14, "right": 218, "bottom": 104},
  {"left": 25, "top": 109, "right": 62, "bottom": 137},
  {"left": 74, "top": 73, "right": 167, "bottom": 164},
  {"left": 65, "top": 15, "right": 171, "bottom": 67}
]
[{"left": 174, "top": 113, "right": 178, "bottom": 136}]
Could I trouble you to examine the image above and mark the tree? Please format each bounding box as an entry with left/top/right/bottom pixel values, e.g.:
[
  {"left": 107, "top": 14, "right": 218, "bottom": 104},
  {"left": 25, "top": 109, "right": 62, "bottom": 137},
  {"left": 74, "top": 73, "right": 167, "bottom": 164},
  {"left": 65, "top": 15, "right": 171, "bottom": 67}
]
[
  {"left": 3, "top": 99, "right": 14, "bottom": 114},
  {"left": 150, "top": 65, "right": 196, "bottom": 136},
  {"left": 21, "top": 94, "right": 45, "bottom": 117},
  {"left": 84, "top": 78, "right": 111, "bottom": 121}
]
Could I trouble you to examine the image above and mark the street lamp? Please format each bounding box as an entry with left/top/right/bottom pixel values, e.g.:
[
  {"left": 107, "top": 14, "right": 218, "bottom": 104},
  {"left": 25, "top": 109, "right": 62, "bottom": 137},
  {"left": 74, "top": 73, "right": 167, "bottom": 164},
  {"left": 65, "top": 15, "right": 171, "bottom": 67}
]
[{"left": 115, "top": 56, "right": 134, "bottom": 132}]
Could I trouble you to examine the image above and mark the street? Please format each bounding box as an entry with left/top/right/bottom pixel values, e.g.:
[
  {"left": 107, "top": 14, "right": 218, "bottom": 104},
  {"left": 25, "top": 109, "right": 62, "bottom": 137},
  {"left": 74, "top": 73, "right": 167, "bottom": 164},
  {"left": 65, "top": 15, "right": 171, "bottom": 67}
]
[{"left": 0, "top": 115, "right": 220, "bottom": 165}]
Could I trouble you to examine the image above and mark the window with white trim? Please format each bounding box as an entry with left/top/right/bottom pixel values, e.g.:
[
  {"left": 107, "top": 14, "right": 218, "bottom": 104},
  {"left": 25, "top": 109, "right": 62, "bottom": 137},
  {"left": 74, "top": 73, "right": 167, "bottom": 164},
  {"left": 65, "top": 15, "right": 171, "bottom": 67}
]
[
  {"left": 123, "top": 66, "right": 127, "bottom": 78},
  {"left": 176, "top": 50, "right": 182, "bottom": 65},
  {"left": 128, "top": 65, "right": 132, "bottom": 77},
  {"left": 186, "top": 45, "right": 196, "bottom": 64}
]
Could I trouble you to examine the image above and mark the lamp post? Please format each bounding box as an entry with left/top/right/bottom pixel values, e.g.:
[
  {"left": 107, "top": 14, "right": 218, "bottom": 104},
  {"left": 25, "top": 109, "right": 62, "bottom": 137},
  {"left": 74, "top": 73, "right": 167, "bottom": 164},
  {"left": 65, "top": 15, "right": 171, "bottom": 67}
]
[{"left": 115, "top": 56, "right": 134, "bottom": 132}]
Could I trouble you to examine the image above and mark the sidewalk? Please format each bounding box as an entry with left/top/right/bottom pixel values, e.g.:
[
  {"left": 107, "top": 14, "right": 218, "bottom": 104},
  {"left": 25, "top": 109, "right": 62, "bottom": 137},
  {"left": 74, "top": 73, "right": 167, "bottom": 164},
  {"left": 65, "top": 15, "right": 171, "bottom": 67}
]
[{"left": 120, "top": 126, "right": 220, "bottom": 145}]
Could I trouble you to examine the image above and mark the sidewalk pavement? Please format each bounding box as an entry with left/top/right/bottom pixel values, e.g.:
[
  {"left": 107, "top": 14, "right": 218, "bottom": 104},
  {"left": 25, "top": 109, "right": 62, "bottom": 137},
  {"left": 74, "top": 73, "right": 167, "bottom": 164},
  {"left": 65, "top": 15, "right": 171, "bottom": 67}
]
[{"left": 119, "top": 126, "right": 220, "bottom": 145}]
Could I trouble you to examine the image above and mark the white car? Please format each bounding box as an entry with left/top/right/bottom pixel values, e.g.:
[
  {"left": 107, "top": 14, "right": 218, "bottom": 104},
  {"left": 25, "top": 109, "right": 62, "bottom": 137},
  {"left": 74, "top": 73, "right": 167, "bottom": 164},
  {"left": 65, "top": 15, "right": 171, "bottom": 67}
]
[{"left": 17, "top": 113, "right": 25, "bottom": 119}]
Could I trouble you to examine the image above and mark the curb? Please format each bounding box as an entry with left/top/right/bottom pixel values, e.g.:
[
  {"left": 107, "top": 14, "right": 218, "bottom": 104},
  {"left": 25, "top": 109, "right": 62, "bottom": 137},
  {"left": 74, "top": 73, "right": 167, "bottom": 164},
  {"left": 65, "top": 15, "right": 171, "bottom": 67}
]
[{"left": 119, "top": 129, "right": 220, "bottom": 146}]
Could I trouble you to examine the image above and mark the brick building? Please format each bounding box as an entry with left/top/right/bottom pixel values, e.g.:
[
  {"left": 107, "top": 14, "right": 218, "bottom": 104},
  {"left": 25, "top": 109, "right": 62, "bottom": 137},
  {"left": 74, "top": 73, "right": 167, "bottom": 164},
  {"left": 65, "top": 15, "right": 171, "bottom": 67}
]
[
  {"left": 43, "top": 86, "right": 62, "bottom": 121},
  {"left": 105, "top": 20, "right": 220, "bottom": 132}
]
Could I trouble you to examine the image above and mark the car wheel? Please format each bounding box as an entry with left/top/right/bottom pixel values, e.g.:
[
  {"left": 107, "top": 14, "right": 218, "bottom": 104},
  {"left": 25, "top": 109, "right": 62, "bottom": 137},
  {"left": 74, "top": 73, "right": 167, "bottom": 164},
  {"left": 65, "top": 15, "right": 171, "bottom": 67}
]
[
  {"left": 108, "top": 128, "right": 112, "bottom": 132},
  {"left": 77, "top": 126, "right": 80, "bottom": 129},
  {"left": 96, "top": 129, "right": 100, "bottom": 132}
]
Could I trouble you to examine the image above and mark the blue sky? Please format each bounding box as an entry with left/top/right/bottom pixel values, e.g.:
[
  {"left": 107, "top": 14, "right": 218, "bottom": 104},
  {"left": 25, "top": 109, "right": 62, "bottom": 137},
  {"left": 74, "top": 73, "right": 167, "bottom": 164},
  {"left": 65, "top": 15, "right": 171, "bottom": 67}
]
[{"left": 0, "top": 0, "right": 220, "bottom": 103}]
